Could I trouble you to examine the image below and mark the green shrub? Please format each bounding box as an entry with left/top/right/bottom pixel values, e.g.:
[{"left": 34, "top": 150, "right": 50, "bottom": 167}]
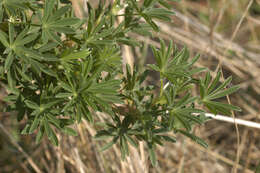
[{"left": 0, "top": 0, "right": 240, "bottom": 166}]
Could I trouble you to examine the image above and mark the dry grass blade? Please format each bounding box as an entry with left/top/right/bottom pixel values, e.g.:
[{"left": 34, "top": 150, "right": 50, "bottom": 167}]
[{"left": 0, "top": 122, "right": 42, "bottom": 173}]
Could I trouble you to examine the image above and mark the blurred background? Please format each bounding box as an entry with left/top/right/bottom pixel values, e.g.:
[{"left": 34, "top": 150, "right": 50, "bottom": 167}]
[{"left": 0, "top": 0, "right": 260, "bottom": 172}]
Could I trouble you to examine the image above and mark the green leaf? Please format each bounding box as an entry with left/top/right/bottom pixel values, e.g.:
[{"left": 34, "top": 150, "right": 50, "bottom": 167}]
[
  {"left": 7, "top": 70, "right": 17, "bottom": 93},
  {"left": 39, "top": 64, "right": 57, "bottom": 77},
  {"left": 36, "top": 126, "right": 45, "bottom": 144},
  {"left": 120, "top": 136, "right": 128, "bottom": 160},
  {"left": 46, "top": 114, "right": 61, "bottom": 128},
  {"left": 83, "top": 56, "right": 93, "bottom": 77},
  {"left": 147, "top": 64, "right": 160, "bottom": 72},
  {"left": 190, "top": 67, "right": 207, "bottom": 75},
  {"left": 50, "top": 18, "right": 80, "bottom": 26},
  {"left": 95, "top": 130, "right": 114, "bottom": 140},
  {"left": 55, "top": 92, "right": 73, "bottom": 98},
  {"left": 4, "top": 53, "right": 14, "bottom": 71},
  {"left": 25, "top": 100, "right": 39, "bottom": 110},
  {"left": 148, "top": 144, "right": 157, "bottom": 167},
  {"left": 15, "top": 33, "right": 38, "bottom": 46},
  {"left": 21, "top": 124, "right": 30, "bottom": 134},
  {"left": 200, "top": 81, "right": 206, "bottom": 99},
  {"left": 45, "top": 29, "right": 62, "bottom": 44},
  {"left": 203, "top": 71, "right": 212, "bottom": 88},
  {"left": 61, "top": 49, "right": 91, "bottom": 61},
  {"left": 51, "top": 26, "right": 75, "bottom": 34},
  {"left": 144, "top": 8, "right": 175, "bottom": 21},
  {"left": 211, "top": 76, "right": 232, "bottom": 96},
  {"left": 179, "top": 130, "right": 208, "bottom": 148},
  {"left": 43, "top": 0, "right": 56, "bottom": 23},
  {"left": 80, "top": 102, "right": 93, "bottom": 123},
  {"left": 8, "top": 23, "right": 15, "bottom": 45},
  {"left": 207, "top": 85, "right": 240, "bottom": 100},
  {"left": 44, "top": 118, "right": 58, "bottom": 146},
  {"left": 207, "top": 71, "right": 221, "bottom": 94},
  {"left": 158, "top": 0, "right": 172, "bottom": 9},
  {"left": 3, "top": 0, "right": 27, "bottom": 10},
  {"left": 49, "top": 5, "right": 71, "bottom": 22},
  {"left": 49, "top": 129, "right": 59, "bottom": 146},
  {"left": 62, "top": 127, "right": 78, "bottom": 136},
  {"left": 100, "top": 136, "right": 119, "bottom": 152},
  {"left": 38, "top": 42, "right": 59, "bottom": 52},
  {"left": 31, "top": 60, "right": 57, "bottom": 77},
  {"left": 204, "top": 100, "right": 241, "bottom": 113},
  {"left": 141, "top": 13, "right": 159, "bottom": 32},
  {"left": 161, "top": 135, "right": 176, "bottom": 143},
  {"left": 44, "top": 118, "right": 51, "bottom": 136},
  {"left": 0, "top": 29, "right": 9, "bottom": 47},
  {"left": 174, "top": 114, "right": 191, "bottom": 131},
  {"left": 125, "top": 134, "right": 138, "bottom": 148},
  {"left": 43, "top": 100, "right": 62, "bottom": 110},
  {"left": 29, "top": 115, "right": 41, "bottom": 134}
]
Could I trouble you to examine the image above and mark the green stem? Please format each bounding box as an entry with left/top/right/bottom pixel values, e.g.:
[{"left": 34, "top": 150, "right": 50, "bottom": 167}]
[{"left": 159, "top": 79, "right": 163, "bottom": 97}]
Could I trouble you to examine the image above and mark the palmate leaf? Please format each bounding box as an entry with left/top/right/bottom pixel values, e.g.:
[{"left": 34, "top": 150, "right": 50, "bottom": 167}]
[
  {"left": 97, "top": 46, "right": 122, "bottom": 69},
  {"left": 149, "top": 40, "right": 202, "bottom": 85},
  {"left": 7, "top": 23, "right": 39, "bottom": 49},
  {"left": 128, "top": 0, "right": 175, "bottom": 32},
  {"left": 1, "top": 26, "right": 39, "bottom": 72},
  {"left": 39, "top": 0, "right": 80, "bottom": 44},
  {"left": 86, "top": 80, "right": 122, "bottom": 104},
  {"left": 200, "top": 71, "right": 241, "bottom": 115}
]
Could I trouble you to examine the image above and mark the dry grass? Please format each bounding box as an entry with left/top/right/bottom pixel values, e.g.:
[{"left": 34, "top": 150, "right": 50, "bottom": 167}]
[{"left": 1, "top": 0, "right": 260, "bottom": 172}]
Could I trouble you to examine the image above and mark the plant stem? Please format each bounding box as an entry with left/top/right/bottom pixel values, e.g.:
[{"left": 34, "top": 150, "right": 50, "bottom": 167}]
[{"left": 159, "top": 79, "right": 164, "bottom": 97}]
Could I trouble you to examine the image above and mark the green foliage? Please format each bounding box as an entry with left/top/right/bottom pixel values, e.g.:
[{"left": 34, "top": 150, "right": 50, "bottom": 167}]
[
  {"left": 199, "top": 71, "right": 241, "bottom": 115},
  {"left": 0, "top": 0, "right": 240, "bottom": 166}
]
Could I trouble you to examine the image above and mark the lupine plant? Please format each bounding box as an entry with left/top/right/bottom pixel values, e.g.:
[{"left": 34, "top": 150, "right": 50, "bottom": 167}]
[{"left": 0, "top": 0, "right": 240, "bottom": 166}]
